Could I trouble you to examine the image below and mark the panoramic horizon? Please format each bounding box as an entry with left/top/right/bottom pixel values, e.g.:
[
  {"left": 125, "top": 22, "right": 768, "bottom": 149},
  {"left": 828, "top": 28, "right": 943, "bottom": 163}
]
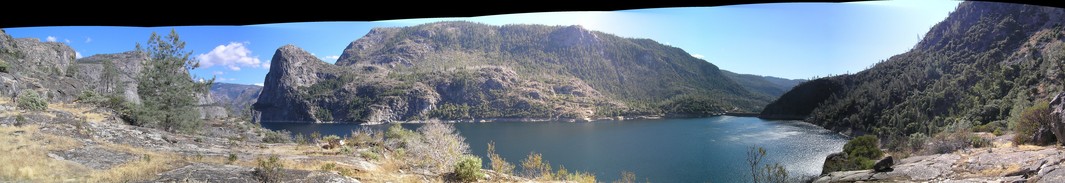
[
  {"left": 4, "top": 0, "right": 960, "bottom": 85},
  {"left": 6, "top": 1, "right": 1065, "bottom": 182}
]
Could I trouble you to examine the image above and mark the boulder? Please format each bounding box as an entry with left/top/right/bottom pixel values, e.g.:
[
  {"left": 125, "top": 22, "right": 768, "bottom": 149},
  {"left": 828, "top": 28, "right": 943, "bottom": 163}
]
[
  {"left": 821, "top": 152, "right": 849, "bottom": 175},
  {"left": 1049, "top": 92, "right": 1065, "bottom": 145},
  {"left": 873, "top": 156, "right": 894, "bottom": 172}
]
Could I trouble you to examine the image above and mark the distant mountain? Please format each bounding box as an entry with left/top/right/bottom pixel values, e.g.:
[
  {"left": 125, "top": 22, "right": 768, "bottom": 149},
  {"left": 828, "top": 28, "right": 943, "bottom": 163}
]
[
  {"left": 723, "top": 71, "right": 806, "bottom": 98},
  {"left": 209, "top": 82, "right": 261, "bottom": 116},
  {"left": 254, "top": 21, "right": 779, "bottom": 123},
  {"left": 761, "top": 1, "right": 1065, "bottom": 137}
]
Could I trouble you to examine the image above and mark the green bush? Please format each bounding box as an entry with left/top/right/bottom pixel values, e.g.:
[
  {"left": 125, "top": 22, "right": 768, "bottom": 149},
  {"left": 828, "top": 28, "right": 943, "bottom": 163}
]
[
  {"left": 453, "top": 155, "right": 484, "bottom": 182},
  {"left": 262, "top": 129, "right": 292, "bottom": 143},
  {"left": 385, "top": 123, "right": 417, "bottom": 145},
  {"left": 255, "top": 155, "right": 285, "bottom": 183},
  {"left": 339, "top": 146, "right": 353, "bottom": 154},
  {"left": 294, "top": 133, "right": 308, "bottom": 146},
  {"left": 227, "top": 153, "right": 238, "bottom": 164},
  {"left": 844, "top": 135, "right": 883, "bottom": 160},
  {"left": 1013, "top": 101, "right": 1059, "bottom": 145},
  {"left": 17, "top": 90, "right": 47, "bottom": 111},
  {"left": 76, "top": 90, "right": 108, "bottom": 105},
  {"left": 360, "top": 151, "right": 380, "bottom": 161},
  {"left": 0, "top": 59, "right": 9, "bottom": 73},
  {"left": 322, "top": 135, "right": 342, "bottom": 149},
  {"left": 487, "top": 141, "right": 515, "bottom": 174}
]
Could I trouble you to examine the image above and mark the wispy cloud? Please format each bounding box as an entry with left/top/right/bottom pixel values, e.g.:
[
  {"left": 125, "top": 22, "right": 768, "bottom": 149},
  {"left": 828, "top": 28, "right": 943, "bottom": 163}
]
[
  {"left": 75, "top": 52, "right": 83, "bottom": 59},
  {"left": 195, "top": 42, "right": 263, "bottom": 71},
  {"left": 321, "top": 55, "right": 340, "bottom": 61},
  {"left": 261, "top": 63, "right": 270, "bottom": 69},
  {"left": 212, "top": 71, "right": 224, "bottom": 75},
  {"left": 85, "top": 37, "right": 92, "bottom": 43},
  {"left": 253, "top": 83, "right": 264, "bottom": 86},
  {"left": 45, "top": 36, "right": 57, "bottom": 42},
  {"left": 691, "top": 54, "right": 705, "bottom": 59},
  {"left": 64, "top": 39, "right": 70, "bottom": 43}
]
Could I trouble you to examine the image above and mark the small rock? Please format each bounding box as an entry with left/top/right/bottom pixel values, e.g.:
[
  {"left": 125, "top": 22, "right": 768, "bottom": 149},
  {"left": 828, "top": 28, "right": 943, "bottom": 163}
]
[
  {"left": 47, "top": 153, "right": 65, "bottom": 161},
  {"left": 874, "top": 156, "right": 894, "bottom": 172}
]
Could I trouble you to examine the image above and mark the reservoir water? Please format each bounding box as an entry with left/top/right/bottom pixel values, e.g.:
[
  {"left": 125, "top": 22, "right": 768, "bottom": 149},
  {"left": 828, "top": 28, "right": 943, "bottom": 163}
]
[{"left": 262, "top": 116, "right": 848, "bottom": 182}]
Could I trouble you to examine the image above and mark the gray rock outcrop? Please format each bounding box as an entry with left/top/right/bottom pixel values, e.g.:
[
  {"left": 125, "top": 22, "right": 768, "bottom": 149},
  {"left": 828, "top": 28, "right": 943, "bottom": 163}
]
[{"left": 1048, "top": 92, "right": 1065, "bottom": 145}]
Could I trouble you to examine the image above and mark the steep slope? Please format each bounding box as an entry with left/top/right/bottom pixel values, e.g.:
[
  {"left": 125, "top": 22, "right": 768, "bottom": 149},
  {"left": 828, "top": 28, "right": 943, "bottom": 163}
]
[
  {"left": 256, "top": 22, "right": 773, "bottom": 123},
  {"left": 0, "top": 29, "right": 226, "bottom": 120},
  {"left": 209, "top": 82, "right": 262, "bottom": 115},
  {"left": 722, "top": 70, "right": 806, "bottom": 98},
  {"left": 761, "top": 2, "right": 1065, "bottom": 137}
]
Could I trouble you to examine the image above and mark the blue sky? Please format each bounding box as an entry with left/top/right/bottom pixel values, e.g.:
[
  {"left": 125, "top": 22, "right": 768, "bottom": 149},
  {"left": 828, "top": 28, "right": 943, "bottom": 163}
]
[{"left": 5, "top": 0, "right": 961, "bottom": 85}]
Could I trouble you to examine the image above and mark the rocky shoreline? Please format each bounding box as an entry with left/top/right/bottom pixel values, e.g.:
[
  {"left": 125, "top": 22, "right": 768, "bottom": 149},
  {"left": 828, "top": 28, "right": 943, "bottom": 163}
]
[{"left": 815, "top": 134, "right": 1065, "bottom": 182}]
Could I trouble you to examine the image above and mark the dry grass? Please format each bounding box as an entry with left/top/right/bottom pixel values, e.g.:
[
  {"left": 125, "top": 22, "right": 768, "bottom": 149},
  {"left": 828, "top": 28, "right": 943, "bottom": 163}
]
[
  {"left": 85, "top": 143, "right": 186, "bottom": 182},
  {"left": 0, "top": 125, "right": 87, "bottom": 182},
  {"left": 48, "top": 102, "right": 107, "bottom": 123}
]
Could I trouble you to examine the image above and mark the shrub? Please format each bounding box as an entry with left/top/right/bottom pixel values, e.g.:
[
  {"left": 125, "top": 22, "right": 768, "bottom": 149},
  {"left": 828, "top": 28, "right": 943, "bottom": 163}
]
[
  {"left": 1013, "top": 101, "right": 1059, "bottom": 145},
  {"left": 747, "top": 146, "right": 789, "bottom": 183},
  {"left": 970, "top": 135, "right": 992, "bottom": 148},
  {"left": 487, "top": 141, "right": 515, "bottom": 174},
  {"left": 17, "top": 90, "right": 47, "bottom": 111},
  {"left": 453, "top": 155, "right": 484, "bottom": 182},
  {"left": 322, "top": 135, "right": 342, "bottom": 149},
  {"left": 0, "top": 59, "right": 9, "bottom": 73},
  {"left": 349, "top": 128, "right": 375, "bottom": 147},
  {"left": 407, "top": 121, "right": 469, "bottom": 173},
  {"left": 227, "top": 153, "right": 238, "bottom": 164},
  {"left": 294, "top": 133, "right": 307, "bottom": 146},
  {"left": 385, "top": 123, "right": 417, "bottom": 142},
  {"left": 844, "top": 135, "right": 882, "bottom": 160},
  {"left": 321, "top": 162, "right": 337, "bottom": 172},
  {"left": 339, "top": 146, "right": 353, "bottom": 154},
  {"left": 360, "top": 151, "right": 380, "bottom": 161},
  {"left": 262, "top": 129, "right": 292, "bottom": 143},
  {"left": 76, "top": 90, "right": 107, "bottom": 105},
  {"left": 255, "top": 155, "right": 285, "bottom": 183},
  {"left": 521, "top": 152, "right": 552, "bottom": 179},
  {"left": 614, "top": 171, "right": 637, "bottom": 183}
]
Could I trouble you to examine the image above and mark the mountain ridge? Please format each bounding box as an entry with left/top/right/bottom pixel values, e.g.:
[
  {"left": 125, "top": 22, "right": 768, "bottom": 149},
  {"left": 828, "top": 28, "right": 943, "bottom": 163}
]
[{"left": 254, "top": 21, "right": 796, "bottom": 123}]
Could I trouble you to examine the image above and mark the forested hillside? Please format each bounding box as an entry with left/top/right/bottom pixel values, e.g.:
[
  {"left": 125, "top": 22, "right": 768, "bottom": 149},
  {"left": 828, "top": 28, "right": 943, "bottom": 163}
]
[{"left": 762, "top": 2, "right": 1065, "bottom": 140}]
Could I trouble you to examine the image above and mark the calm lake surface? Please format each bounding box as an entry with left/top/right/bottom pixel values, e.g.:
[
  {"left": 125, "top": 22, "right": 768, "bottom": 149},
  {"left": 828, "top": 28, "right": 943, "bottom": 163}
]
[{"left": 262, "top": 116, "right": 848, "bottom": 182}]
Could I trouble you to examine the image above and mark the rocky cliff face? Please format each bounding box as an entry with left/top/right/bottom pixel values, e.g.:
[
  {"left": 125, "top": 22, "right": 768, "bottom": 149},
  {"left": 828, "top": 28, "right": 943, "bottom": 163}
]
[
  {"left": 257, "top": 21, "right": 792, "bottom": 124},
  {"left": 0, "top": 29, "right": 83, "bottom": 102},
  {"left": 255, "top": 45, "right": 332, "bottom": 122},
  {"left": 0, "top": 29, "right": 225, "bottom": 120},
  {"left": 73, "top": 51, "right": 146, "bottom": 104}
]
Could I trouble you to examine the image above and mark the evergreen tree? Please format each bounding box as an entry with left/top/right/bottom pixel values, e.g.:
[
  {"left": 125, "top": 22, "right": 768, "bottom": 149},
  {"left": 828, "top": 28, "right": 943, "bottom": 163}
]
[{"left": 134, "top": 29, "right": 213, "bottom": 133}]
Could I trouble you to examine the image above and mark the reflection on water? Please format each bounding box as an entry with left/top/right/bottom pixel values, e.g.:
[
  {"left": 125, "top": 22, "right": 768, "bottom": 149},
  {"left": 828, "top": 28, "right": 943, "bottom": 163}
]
[{"left": 262, "top": 116, "right": 848, "bottom": 182}]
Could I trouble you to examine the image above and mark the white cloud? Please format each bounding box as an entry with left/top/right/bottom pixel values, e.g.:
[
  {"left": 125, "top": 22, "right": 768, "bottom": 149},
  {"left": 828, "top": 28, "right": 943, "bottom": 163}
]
[
  {"left": 195, "top": 42, "right": 263, "bottom": 71},
  {"left": 46, "top": 36, "right": 57, "bottom": 42},
  {"left": 216, "top": 77, "right": 238, "bottom": 81},
  {"left": 253, "top": 83, "right": 264, "bottom": 86},
  {"left": 75, "top": 52, "right": 83, "bottom": 59},
  {"left": 64, "top": 39, "right": 70, "bottom": 43},
  {"left": 261, "top": 63, "right": 270, "bottom": 69},
  {"left": 212, "top": 71, "right": 224, "bottom": 75},
  {"left": 85, "top": 37, "right": 92, "bottom": 43},
  {"left": 321, "top": 55, "right": 340, "bottom": 61},
  {"left": 691, "top": 54, "right": 705, "bottom": 59}
]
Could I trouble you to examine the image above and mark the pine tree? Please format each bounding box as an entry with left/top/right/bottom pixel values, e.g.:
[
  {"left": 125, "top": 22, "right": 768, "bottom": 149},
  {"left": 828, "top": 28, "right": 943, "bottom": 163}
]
[{"left": 134, "top": 29, "right": 213, "bottom": 133}]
